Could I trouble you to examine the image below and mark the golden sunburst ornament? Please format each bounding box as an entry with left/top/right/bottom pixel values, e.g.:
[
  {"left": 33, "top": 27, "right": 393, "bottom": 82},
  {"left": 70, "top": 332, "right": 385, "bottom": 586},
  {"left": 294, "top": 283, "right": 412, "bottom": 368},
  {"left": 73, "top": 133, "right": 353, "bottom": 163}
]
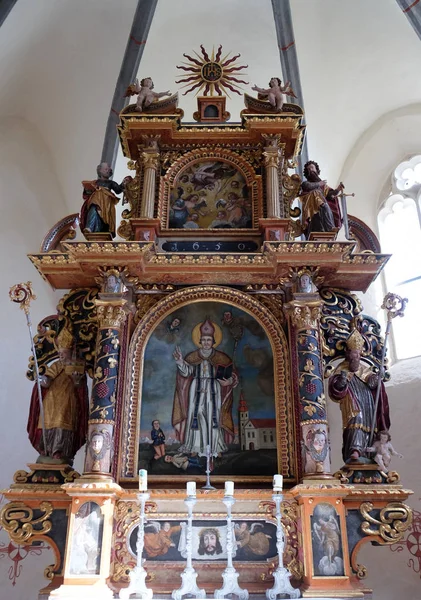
[{"left": 176, "top": 44, "right": 248, "bottom": 97}]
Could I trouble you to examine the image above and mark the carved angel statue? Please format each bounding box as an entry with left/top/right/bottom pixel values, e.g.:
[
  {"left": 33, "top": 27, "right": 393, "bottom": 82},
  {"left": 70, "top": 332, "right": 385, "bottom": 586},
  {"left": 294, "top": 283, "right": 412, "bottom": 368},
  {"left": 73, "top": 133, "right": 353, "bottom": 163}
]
[
  {"left": 125, "top": 77, "right": 171, "bottom": 112},
  {"left": 252, "top": 77, "right": 297, "bottom": 111},
  {"left": 366, "top": 430, "right": 403, "bottom": 472}
]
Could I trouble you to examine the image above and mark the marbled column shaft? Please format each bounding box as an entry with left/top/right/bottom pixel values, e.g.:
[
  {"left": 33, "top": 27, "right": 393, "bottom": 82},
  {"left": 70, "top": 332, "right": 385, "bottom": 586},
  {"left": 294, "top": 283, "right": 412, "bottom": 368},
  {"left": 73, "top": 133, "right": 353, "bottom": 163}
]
[
  {"left": 140, "top": 151, "right": 159, "bottom": 218},
  {"left": 285, "top": 296, "right": 331, "bottom": 477},
  {"left": 84, "top": 299, "right": 128, "bottom": 476},
  {"left": 264, "top": 147, "right": 282, "bottom": 218}
]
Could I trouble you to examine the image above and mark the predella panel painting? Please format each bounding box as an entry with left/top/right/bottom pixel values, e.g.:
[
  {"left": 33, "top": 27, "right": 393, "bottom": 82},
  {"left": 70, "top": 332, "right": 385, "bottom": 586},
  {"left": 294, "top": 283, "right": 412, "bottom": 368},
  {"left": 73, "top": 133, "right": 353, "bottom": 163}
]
[
  {"left": 138, "top": 302, "right": 276, "bottom": 477},
  {"left": 310, "top": 503, "right": 344, "bottom": 577},
  {"left": 129, "top": 519, "right": 278, "bottom": 562},
  {"left": 168, "top": 160, "right": 252, "bottom": 229}
]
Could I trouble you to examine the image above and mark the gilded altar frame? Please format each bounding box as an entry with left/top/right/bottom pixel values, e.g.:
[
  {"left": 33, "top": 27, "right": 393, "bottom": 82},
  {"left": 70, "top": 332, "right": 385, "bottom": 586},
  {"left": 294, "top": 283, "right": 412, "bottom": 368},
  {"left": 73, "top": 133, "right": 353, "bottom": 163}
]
[
  {"left": 158, "top": 147, "right": 263, "bottom": 234},
  {"left": 118, "top": 285, "right": 298, "bottom": 485}
]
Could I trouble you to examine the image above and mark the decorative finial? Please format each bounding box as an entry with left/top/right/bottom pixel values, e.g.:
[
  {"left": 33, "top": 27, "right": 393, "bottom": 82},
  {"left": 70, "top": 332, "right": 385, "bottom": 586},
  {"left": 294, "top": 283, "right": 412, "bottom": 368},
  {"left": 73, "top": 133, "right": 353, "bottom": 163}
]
[
  {"left": 176, "top": 45, "right": 248, "bottom": 96},
  {"left": 381, "top": 293, "right": 408, "bottom": 321},
  {"left": 9, "top": 282, "right": 36, "bottom": 315}
]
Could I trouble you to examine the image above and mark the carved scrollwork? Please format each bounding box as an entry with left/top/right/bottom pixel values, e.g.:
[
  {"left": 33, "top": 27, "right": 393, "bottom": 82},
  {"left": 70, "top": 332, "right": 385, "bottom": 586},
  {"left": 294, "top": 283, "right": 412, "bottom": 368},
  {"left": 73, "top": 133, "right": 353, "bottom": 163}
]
[
  {"left": 13, "top": 466, "right": 80, "bottom": 485},
  {"left": 135, "top": 294, "right": 167, "bottom": 324},
  {"left": 320, "top": 288, "right": 389, "bottom": 379},
  {"left": 258, "top": 499, "right": 303, "bottom": 581},
  {"left": 360, "top": 501, "right": 413, "bottom": 543},
  {"left": 353, "top": 562, "right": 368, "bottom": 580},
  {"left": 252, "top": 293, "right": 285, "bottom": 327},
  {"left": 44, "top": 564, "right": 55, "bottom": 580},
  {"left": 0, "top": 501, "right": 53, "bottom": 543},
  {"left": 281, "top": 159, "right": 301, "bottom": 221},
  {"left": 111, "top": 499, "right": 158, "bottom": 583},
  {"left": 118, "top": 160, "right": 142, "bottom": 239}
]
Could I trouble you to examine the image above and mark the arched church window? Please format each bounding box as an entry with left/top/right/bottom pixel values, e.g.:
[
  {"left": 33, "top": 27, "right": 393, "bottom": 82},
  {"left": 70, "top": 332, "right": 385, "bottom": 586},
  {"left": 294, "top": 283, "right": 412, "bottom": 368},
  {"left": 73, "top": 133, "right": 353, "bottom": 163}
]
[{"left": 378, "top": 156, "right": 421, "bottom": 360}]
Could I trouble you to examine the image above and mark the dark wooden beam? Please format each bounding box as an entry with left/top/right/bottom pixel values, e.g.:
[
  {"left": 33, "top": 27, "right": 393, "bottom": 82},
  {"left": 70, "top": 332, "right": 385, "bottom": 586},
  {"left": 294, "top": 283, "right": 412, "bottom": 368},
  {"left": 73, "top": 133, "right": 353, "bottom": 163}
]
[
  {"left": 0, "top": 0, "right": 19, "bottom": 28},
  {"left": 101, "top": 0, "right": 158, "bottom": 167},
  {"left": 396, "top": 0, "right": 421, "bottom": 40},
  {"left": 271, "top": 0, "right": 308, "bottom": 168}
]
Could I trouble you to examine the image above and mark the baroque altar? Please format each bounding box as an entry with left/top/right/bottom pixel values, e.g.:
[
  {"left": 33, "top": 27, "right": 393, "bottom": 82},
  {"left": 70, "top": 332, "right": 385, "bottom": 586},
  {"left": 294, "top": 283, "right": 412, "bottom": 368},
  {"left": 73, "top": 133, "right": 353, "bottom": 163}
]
[{"left": 1, "top": 47, "right": 413, "bottom": 600}]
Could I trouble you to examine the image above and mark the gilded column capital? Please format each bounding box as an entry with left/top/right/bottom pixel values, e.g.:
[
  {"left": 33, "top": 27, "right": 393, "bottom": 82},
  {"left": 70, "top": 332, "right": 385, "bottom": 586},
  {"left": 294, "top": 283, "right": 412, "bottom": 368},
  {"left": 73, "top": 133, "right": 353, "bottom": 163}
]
[
  {"left": 284, "top": 296, "right": 323, "bottom": 329},
  {"left": 141, "top": 150, "right": 160, "bottom": 171},
  {"left": 94, "top": 299, "right": 128, "bottom": 329},
  {"left": 263, "top": 147, "right": 281, "bottom": 168}
]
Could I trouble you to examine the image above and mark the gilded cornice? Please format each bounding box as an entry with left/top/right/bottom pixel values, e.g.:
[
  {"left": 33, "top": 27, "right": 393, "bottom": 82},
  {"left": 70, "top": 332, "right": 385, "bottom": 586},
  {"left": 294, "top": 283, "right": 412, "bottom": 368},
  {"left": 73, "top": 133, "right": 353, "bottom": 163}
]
[
  {"left": 62, "top": 478, "right": 123, "bottom": 497},
  {"left": 27, "top": 241, "right": 391, "bottom": 292}
]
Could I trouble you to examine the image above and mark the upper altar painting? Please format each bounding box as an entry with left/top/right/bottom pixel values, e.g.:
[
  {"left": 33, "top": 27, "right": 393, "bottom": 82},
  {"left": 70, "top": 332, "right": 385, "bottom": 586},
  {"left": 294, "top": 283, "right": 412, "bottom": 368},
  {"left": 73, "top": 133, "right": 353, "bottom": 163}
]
[{"left": 169, "top": 161, "right": 251, "bottom": 230}]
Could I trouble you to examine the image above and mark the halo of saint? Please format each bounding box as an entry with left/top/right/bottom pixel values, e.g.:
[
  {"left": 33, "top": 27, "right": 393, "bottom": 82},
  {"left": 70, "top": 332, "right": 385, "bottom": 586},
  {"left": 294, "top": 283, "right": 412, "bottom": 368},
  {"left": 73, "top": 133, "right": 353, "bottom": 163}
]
[{"left": 192, "top": 320, "right": 222, "bottom": 347}]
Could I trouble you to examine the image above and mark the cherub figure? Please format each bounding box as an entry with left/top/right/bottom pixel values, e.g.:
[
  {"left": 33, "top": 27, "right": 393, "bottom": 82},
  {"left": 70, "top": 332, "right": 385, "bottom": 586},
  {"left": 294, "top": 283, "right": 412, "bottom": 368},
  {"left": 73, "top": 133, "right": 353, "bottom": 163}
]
[
  {"left": 125, "top": 77, "right": 171, "bottom": 112},
  {"left": 252, "top": 77, "right": 297, "bottom": 111},
  {"left": 366, "top": 430, "right": 403, "bottom": 472},
  {"left": 234, "top": 522, "right": 271, "bottom": 556},
  {"left": 143, "top": 521, "right": 181, "bottom": 558}
]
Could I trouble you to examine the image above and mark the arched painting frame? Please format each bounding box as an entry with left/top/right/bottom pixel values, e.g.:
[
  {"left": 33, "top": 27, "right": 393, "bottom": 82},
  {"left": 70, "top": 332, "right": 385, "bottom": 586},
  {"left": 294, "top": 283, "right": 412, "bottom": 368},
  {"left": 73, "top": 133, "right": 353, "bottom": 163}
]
[
  {"left": 159, "top": 148, "right": 262, "bottom": 233},
  {"left": 118, "top": 286, "right": 297, "bottom": 485}
]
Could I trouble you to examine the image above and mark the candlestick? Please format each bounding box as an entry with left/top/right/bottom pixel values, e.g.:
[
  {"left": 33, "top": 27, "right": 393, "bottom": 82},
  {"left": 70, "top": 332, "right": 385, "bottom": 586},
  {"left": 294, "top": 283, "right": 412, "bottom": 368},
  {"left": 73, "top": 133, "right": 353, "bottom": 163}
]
[
  {"left": 214, "top": 494, "right": 248, "bottom": 600},
  {"left": 171, "top": 493, "right": 205, "bottom": 599},
  {"left": 273, "top": 474, "right": 283, "bottom": 491},
  {"left": 119, "top": 492, "right": 152, "bottom": 599},
  {"left": 224, "top": 481, "right": 234, "bottom": 496},
  {"left": 139, "top": 469, "right": 148, "bottom": 491},
  {"left": 200, "top": 444, "right": 216, "bottom": 490},
  {"left": 265, "top": 492, "right": 299, "bottom": 599},
  {"left": 186, "top": 481, "right": 196, "bottom": 497}
]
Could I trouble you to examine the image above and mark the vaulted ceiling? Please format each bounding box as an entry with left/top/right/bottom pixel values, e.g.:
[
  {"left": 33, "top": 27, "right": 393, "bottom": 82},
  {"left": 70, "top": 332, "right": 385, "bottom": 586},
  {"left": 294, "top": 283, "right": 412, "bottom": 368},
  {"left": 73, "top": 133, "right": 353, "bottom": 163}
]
[{"left": 1, "top": 0, "right": 421, "bottom": 221}]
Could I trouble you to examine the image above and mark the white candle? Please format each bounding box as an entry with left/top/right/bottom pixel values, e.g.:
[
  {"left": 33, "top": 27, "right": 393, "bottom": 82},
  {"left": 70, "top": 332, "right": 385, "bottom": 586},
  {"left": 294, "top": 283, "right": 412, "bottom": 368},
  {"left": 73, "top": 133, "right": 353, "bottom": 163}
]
[
  {"left": 139, "top": 469, "right": 148, "bottom": 491},
  {"left": 187, "top": 481, "right": 196, "bottom": 497},
  {"left": 273, "top": 474, "right": 283, "bottom": 491},
  {"left": 225, "top": 481, "right": 234, "bottom": 496}
]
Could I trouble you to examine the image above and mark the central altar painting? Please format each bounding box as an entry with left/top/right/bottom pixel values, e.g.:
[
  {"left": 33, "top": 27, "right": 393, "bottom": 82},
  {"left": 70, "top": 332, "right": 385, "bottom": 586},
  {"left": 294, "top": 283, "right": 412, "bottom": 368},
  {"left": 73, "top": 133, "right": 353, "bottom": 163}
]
[{"left": 137, "top": 301, "right": 276, "bottom": 477}]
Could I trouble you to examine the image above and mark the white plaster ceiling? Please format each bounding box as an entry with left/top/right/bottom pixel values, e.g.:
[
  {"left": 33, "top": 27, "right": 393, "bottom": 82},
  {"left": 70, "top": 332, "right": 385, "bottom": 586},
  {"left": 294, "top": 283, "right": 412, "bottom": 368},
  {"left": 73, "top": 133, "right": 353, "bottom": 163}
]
[{"left": 1, "top": 0, "right": 421, "bottom": 221}]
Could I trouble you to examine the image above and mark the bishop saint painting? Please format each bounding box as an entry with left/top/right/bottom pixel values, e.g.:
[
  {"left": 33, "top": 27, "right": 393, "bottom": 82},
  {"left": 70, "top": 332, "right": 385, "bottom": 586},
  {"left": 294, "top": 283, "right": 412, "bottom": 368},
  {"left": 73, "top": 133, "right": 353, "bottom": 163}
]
[{"left": 138, "top": 302, "right": 277, "bottom": 477}]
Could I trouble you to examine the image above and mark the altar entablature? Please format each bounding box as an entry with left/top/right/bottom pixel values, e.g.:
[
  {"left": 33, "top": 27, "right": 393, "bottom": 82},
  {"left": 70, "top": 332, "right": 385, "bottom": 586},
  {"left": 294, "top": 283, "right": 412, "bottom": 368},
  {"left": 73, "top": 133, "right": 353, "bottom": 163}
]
[
  {"left": 28, "top": 240, "right": 390, "bottom": 291},
  {"left": 117, "top": 111, "right": 305, "bottom": 162}
]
